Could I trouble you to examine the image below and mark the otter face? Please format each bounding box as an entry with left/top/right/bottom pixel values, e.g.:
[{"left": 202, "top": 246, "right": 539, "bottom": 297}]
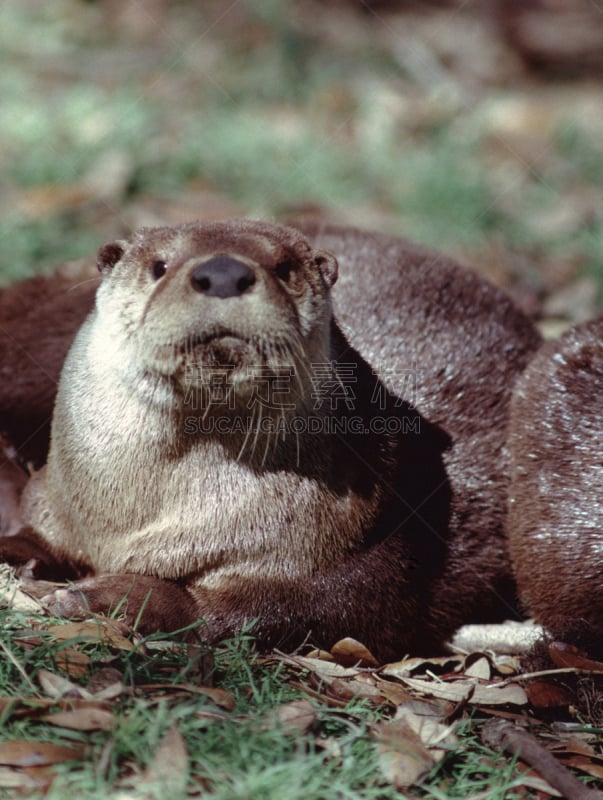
[{"left": 94, "top": 219, "right": 338, "bottom": 411}]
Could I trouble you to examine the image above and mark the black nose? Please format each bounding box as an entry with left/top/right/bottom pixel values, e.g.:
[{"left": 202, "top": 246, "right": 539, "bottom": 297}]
[{"left": 190, "top": 256, "right": 256, "bottom": 298}]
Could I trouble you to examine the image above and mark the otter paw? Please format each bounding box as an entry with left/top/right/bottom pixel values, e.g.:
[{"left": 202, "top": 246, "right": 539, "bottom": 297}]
[
  {"left": 42, "top": 585, "right": 93, "bottom": 619},
  {"left": 42, "top": 574, "right": 198, "bottom": 633}
]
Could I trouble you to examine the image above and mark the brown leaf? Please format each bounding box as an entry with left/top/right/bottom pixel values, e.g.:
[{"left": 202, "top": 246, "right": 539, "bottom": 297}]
[
  {"left": 0, "top": 765, "right": 54, "bottom": 790},
  {"left": 525, "top": 681, "right": 575, "bottom": 708},
  {"left": 371, "top": 677, "right": 416, "bottom": 707},
  {"left": 382, "top": 654, "right": 465, "bottom": 678},
  {"left": 38, "top": 668, "right": 91, "bottom": 701},
  {"left": 376, "top": 718, "right": 436, "bottom": 789},
  {"left": 394, "top": 676, "right": 528, "bottom": 707},
  {"left": 54, "top": 647, "right": 91, "bottom": 677},
  {"left": 261, "top": 700, "right": 317, "bottom": 735},
  {"left": 394, "top": 700, "right": 458, "bottom": 751},
  {"left": 282, "top": 654, "right": 363, "bottom": 681},
  {"left": 0, "top": 740, "right": 85, "bottom": 767},
  {"left": 136, "top": 683, "right": 235, "bottom": 711},
  {"left": 328, "top": 677, "right": 382, "bottom": 702},
  {"left": 41, "top": 707, "right": 116, "bottom": 731},
  {"left": 86, "top": 667, "right": 125, "bottom": 700},
  {"left": 45, "top": 619, "right": 136, "bottom": 651},
  {"left": 560, "top": 756, "right": 603, "bottom": 780},
  {"left": 137, "top": 727, "right": 188, "bottom": 793},
  {"left": 548, "top": 642, "right": 603, "bottom": 672},
  {"left": 330, "top": 638, "right": 379, "bottom": 667}
]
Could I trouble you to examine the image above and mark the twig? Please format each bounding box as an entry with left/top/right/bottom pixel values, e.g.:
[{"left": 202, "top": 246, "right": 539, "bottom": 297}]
[{"left": 481, "top": 719, "right": 603, "bottom": 800}]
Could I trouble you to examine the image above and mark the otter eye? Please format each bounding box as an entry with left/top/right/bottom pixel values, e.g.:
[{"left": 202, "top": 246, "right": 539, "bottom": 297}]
[
  {"left": 151, "top": 260, "right": 168, "bottom": 280},
  {"left": 275, "top": 261, "right": 296, "bottom": 283}
]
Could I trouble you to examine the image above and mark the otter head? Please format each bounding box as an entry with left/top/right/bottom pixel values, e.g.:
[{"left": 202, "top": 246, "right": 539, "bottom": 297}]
[{"left": 94, "top": 219, "right": 338, "bottom": 417}]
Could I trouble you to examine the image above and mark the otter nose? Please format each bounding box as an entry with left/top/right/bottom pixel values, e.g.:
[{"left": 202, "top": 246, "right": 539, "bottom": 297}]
[{"left": 190, "top": 256, "right": 256, "bottom": 298}]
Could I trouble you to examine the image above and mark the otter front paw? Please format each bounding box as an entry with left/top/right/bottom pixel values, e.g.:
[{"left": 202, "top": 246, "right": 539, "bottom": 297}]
[{"left": 42, "top": 574, "right": 198, "bottom": 634}]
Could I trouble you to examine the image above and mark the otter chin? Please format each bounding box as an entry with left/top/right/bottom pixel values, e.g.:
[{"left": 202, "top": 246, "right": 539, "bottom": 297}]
[{"left": 0, "top": 218, "right": 542, "bottom": 661}]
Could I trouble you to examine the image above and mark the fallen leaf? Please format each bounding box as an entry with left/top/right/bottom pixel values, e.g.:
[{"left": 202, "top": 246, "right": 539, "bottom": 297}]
[
  {"left": 327, "top": 677, "right": 382, "bottom": 701},
  {"left": 560, "top": 756, "right": 603, "bottom": 780},
  {"left": 395, "top": 676, "right": 528, "bottom": 707},
  {"left": 371, "top": 677, "right": 416, "bottom": 706},
  {"left": 137, "top": 727, "right": 188, "bottom": 793},
  {"left": 136, "top": 683, "right": 235, "bottom": 711},
  {"left": 261, "top": 700, "right": 317, "bottom": 735},
  {"left": 330, "top": 638, "right": 379, "bottom": 667},
  {"left": 464, "top": 655, "right": 491, "bottom": 681},
  {"left": 54, "top": 647, "right": 91, "bottom": 677},
  {"left": 0, "top": 740, "right": 85, "bottom": 767},
  {"left": 383, "top": 654, "right": 464, "bottom": 677},
  {"left": 38, "top": 669, "right": 91, "bottom": 701},
  {"left": 41, "top": 707, "right": 116, "bottom": 731},
  {"left": 282, "top": 654, "right": 364, "bottom": 681},
  {"left": 0, "top": 765, "right": 53, "bottom": 790},
  {"left": 525, "top": 681, "right": 575, "bottom": 708},
  {"left": 394, "top": 700, "right": 458, "bottom": 750},
  {"left": 376, "top": 718, "right": 436, "bottom": 789},
  {"left": 548, "top": 642, "right": 603, "bottom": 672},
  {"left": 45, "top": 620, "right": 136, "bottom": 651}
]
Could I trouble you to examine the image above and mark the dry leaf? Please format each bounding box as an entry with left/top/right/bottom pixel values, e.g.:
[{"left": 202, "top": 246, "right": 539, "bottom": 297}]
[
  {"left": 395, "top": 676, "right": 528, "bottom": 707},
  {"left": 136, "top": 683, "right": 235, "bottom": 711},
  {"left": 261, "top": 700, "right": 317, "bottom": 735},
  {"left": 0, "top": 740, "right": 85, "bottom": 767},
  {"left": 371, "top": 677, "right": 416, "bottom": 706},
  {"left": 330, "top": 638, "right": 379, "bottom": 667},
  {"left": 0, "top": 765, "right": 53, "bottom": 790},
  {"left": 45, "top": 620, "right": 136, "bottom": 651},
  {"left": 328, "top": 677, "right": 382, "bottom": 701},
  {"left": 394, "top": 700, "right": 458, "bottom": 751},
  {"left": 54, "top": 647, "right": 91, "bottom": 677},
  {"left": 41, "top": 708, "right": 116, "bottom": 731},
  {"left": 282, "top": 654, "right": 363, "bottom": 681},
  {"left": 137, "top": 727, "right": 188, "bottom": 793},
  {"left": 464, "top": 655, "right": 491, "bottom": 681},
  {"left": 383, "top": 654, "right": 464, "bottom": 677},
  {"left": 548, "top": 642, "right": 603, "bottom": 672},
  {"left": 376, "top": 718, "right": 436, "bottom": 789},
  {"left": 87, "top": 667, "right": 125, "bottom": 701},
  {"left": 560, "top": 756, "right": 603, "bottom": 780},
  {"left": 525, "top": 681, "right": 575, "bottom": 709},
  {"left": 38, "top": 668, "right": 92, "bottom": 701}
]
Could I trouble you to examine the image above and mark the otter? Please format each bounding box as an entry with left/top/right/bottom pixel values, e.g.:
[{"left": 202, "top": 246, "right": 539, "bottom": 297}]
[
  {"left": 507, "top": 317, "right": 603, "bottom": 634},
  {"left": 0, "top": 219, "right": 541, "bottom": 660}
]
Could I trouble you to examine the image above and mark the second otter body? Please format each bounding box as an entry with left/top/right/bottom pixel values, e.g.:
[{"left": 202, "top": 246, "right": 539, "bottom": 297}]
[
  {"left": 3, "top": 220, "right": 541, "bottom": 659},
  {"left": 508, "top": 317, "right": 603, "bottom": 631}
]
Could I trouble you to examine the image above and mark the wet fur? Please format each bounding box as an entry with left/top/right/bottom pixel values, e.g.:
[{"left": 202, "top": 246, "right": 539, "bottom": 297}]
[
  {"left": 0, "top": 219, "right": 541, "bottom": 659},
  {"left": 508, "top": 318, "right": 603, "bottom": 632}
]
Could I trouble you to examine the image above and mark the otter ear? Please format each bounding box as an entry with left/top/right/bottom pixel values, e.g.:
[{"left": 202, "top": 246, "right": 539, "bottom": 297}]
[
  {"left": 97, "top": 240, "right": 128, "bottom": 274},
  {"left": 314, "top": 250, "right": 338, "bottom": 289}
]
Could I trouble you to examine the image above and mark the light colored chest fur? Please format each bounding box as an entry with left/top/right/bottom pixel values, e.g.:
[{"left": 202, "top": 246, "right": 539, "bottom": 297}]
[{"left": 23, "top": 319, "right": 370, "bottom": 582}]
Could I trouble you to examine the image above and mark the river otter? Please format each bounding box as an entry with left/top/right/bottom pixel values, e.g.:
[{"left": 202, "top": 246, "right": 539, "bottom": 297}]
[
  {"left": 0, "top": 219, "right": 541, "bottom": 659},
  {"left": 508, "top": 317, "right": 603, "bottom": 634}
]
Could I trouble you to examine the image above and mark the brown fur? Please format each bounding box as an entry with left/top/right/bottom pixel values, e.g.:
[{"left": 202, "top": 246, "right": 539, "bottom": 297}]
[
  {"left": 0, "top": 219, "right": 541, "bottom": 659},
  {"left": 0, "top": 259, "right": 98, "bottom": 465},
  {"left": 508, "top": 317, "right": 603, "bottom": 631}
]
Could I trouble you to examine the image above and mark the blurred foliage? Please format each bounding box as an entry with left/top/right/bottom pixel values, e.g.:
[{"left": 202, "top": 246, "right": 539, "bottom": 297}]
[{"left": 0, "top": 0, "right": 602, "bottom": 316}]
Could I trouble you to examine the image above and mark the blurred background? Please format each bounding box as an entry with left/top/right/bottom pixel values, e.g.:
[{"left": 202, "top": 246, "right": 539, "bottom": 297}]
[{"left": 1, "top": 0, "right": 602, "bottom": 329}]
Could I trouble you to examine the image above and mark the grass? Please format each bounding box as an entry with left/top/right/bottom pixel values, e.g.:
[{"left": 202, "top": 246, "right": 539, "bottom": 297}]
[{"left": 0, "top": 603, "right": 568, "bottom": 800}]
